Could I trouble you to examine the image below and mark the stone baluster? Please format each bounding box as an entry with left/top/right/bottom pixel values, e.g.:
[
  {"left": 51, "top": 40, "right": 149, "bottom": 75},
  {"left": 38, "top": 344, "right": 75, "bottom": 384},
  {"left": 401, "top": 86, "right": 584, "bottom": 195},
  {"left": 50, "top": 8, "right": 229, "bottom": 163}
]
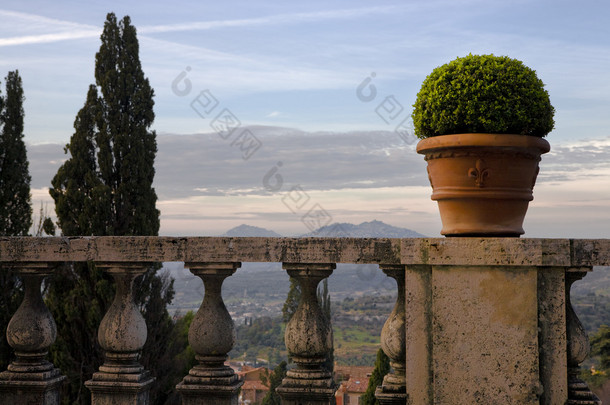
[
  {"left": 0, "top": 262, "right": 66, "bottom": 405},
  {"left": 375, "top": 264, "right": 407, "bottom": 404},
  {"left": 85, "top": 262, "right": 154, "bottom": 404},
  {"left": 176, "top": 262, "right": 243, "bottom": 405},
  {"left": 565, "top": 269, "right": 602, "bottom": 405},
  {"left": 277, "top": 263, "right": 336, "bottom": 405}
]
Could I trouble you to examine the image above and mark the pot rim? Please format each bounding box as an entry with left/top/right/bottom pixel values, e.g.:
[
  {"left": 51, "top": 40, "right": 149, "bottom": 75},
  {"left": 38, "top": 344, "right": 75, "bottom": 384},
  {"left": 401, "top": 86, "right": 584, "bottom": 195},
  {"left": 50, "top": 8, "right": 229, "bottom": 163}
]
[{"left": 416, "top": 133, "right": 550, "bottom": 155}]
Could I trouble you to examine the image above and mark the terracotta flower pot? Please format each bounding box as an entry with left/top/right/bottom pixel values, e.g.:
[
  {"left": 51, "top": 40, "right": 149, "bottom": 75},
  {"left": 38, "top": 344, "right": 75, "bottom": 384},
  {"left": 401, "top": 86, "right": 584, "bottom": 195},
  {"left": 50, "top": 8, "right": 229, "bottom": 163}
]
[{"left": 416, "top": 133, "right": 550, "bottom": 236}]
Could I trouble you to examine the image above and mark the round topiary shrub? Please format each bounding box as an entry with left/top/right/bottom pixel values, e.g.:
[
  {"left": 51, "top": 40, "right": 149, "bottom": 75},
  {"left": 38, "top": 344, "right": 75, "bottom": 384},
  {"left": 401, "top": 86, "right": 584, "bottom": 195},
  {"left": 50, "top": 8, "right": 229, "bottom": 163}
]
[{"left": 412, "top": 54, "right": 555, "bottom": 138}]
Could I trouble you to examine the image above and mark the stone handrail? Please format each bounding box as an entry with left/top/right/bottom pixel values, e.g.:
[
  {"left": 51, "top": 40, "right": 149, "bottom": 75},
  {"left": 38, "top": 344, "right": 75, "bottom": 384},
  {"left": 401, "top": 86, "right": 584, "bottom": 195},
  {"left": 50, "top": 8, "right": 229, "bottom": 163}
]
[
  {"left": 1, "top": 236, "right": 609, "bottom": 265},
  {"left": 0, "top": 236, "right": 608, "bottom": 405}
]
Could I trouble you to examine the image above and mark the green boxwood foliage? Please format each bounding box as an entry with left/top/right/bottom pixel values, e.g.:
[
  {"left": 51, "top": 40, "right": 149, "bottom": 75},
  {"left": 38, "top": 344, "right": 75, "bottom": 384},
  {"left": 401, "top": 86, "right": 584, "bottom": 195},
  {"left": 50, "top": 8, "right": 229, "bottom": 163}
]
[{"left": 412, "top": 54, "right": 555, "bottom": 138}]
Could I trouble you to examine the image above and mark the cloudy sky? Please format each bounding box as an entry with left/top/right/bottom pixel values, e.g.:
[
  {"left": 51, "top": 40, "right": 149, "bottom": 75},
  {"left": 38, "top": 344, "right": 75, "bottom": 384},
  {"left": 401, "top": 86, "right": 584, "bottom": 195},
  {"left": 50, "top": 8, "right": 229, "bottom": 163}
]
[{"left": 2, "top": 0, "right": 610, "bottom": 238}]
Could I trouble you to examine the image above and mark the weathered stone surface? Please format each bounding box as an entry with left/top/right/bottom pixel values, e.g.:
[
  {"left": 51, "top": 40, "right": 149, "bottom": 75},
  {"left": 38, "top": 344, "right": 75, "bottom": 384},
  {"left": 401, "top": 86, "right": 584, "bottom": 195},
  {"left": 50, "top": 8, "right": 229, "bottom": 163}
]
[
  {"left": 185, "top": 263, "right": 238, "bottom": 358},
  {"left": 2, "top": 236, "right": 609, "bottom": 266},
  {"left": 537, "top": 267, "right": 568, "bottom": 405},
  {"left": 6, "top": 273, "right": 57, "bottom": 358},
  {"left": 404, "top": 265, "right": 432, "bottom": 405},
  {"left": 0, "top": 375, "right": 65, "bottom": 405},
  {"left": 571, "top": 239, "right": 610, "bottom": 267},
  {"left": 278, "top": 263, "right": 336, "bottom": 405},
  {"left": 0, "top": 236, "right": 401, "bottom": 264},
  {"left": 566, "top": 270, "right": 602, "bottom": 405},
  {"left": 176, "top": 262, "right": 243, "bottom": 405},
  {"left": 376, "top": 265, "right": 407, "bottom": 404},
  {"left": 282, "top": 264, "right": 334, "bottom": 363},
  {"left": 413, "top": 265, "right": 543, "bottom": 404},
  {"left": 0, "top": 263, "right": 66, "bottom": 405},
  {"left": 86, "top": 373, "right": 153, "bottom": 405},
  {"left": 178, "top": 383, "right": 242, "bottom": 405},
  {"left": 184, "top": 237, "right": 400, "bottom": 265},
  {"left": 85, "top": 263, "right": 155, "bottom": 404},
  {"left": 375, "top": 388, "right": 408, "bottom": 405},
  {"left": 96, "top": 264, "right": 148, "bottom": 356},
  {"left": 401, "top": 237, "right": 574, "bottom": 266},
  {"left": 1, "top": 236, "right": 609, "bottom": 404},
  {"left": 276, "top": 386, "right": 337, "bottom": 405}
]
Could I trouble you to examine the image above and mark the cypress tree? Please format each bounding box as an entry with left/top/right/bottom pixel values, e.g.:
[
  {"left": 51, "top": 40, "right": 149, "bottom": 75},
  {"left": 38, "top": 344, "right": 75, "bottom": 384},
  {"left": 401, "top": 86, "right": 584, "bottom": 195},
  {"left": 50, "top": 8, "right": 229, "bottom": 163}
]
[
  {"left": 0, "top": 70, "right": 31, "bottom": 370},
  {"left": 47, "top": 84, "right": 114, "bottom": 405},
  {"left": 260, "top": 361, "right": 288, "bottom": 405},
  {"left": 0, "top": 70, "right": 31, "bottom": 236},
  {"left": 48, "top": 13, "right": 175, "bottom": 405},
  {"left": 360, "top": 348, "right": 390, "bottom": 405},
  {"left": 93, "top": 13, "right": 159, "bottom": 235},
  {"left": 50, "top": 85, "right": 105, "bottom": 235}
]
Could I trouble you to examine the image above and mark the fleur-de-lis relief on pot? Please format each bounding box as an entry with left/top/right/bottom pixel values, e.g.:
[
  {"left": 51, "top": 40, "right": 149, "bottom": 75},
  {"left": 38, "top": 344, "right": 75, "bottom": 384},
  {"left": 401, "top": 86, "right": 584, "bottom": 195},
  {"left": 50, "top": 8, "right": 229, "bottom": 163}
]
[{"left": 468, "top": 158, "right": 489, "bottom": 187}]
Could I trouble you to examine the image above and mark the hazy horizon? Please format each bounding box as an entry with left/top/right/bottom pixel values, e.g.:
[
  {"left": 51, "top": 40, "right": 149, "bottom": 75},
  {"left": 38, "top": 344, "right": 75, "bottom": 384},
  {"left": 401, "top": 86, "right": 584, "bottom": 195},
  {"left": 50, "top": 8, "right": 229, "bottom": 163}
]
[{"left": 28, "top": 127, "right": 610, "bottom": 238}]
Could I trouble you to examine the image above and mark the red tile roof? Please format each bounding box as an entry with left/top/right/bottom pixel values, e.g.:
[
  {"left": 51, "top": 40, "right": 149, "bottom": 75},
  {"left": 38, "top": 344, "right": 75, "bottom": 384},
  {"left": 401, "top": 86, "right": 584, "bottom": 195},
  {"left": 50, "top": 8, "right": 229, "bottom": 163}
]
[
  {"left": 242, "top": 380, "right": 269, "bottom": 392},
  {"left": 344, "top": 378, "right": 369, "bottom": 393},
  {"left": 334, "top": 365, "right": 374, "bottom": 380}
]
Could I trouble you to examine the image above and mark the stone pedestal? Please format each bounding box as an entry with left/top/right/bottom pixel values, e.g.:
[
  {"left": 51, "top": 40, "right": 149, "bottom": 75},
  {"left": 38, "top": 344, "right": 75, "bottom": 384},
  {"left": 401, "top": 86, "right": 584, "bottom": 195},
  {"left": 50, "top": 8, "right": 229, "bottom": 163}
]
[
  {"left": 0, "top": 373, "right": 66, "bottom": 405},
  {"left": 277, "top": 263, "right": 336, "bottom": 405},
  {"left": 0, "top": 263, "right": 66, "bottom": 405},
  {"left": 85, "top": 263, "right": 154, "bottom": 405},
  {"left": 276, "top": 385, "right": 336, "bottom": 405},
  {"left": 86, "top": 372, "right": 154, "bottom": 405},
  {"left": 178, "top": 373, "right": 242, "bottom": 405},
  {"left": 176, "top": 262, "right": 243, "bottom": 405},
  {"left": 405, "top": 265, "right": 556, "bottom": 404}
]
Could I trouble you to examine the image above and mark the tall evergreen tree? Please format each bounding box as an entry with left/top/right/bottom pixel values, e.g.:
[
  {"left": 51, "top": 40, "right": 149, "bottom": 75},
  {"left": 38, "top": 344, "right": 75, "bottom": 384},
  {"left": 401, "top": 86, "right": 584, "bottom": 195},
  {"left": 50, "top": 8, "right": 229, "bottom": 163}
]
[
  {"left": 360, "top": 348, "right": 390, "bottom": 405},
  {"left": 93, "top": 13, "right": 159, "bottom": 235},
  {"left": 260, "top": 361, "right": 287, "bottom": 405},
  {"left": 50, "top": 85, "right": 105, "bottom": 235},
  {"left": 48, "top": 13, "right": 175, "bottom": 405},
  {"left": 0, "top": 70, "right": 31, "bottom": 235},
  {"left": 0, "top": 70, "right": 31, "bottom": 370}
]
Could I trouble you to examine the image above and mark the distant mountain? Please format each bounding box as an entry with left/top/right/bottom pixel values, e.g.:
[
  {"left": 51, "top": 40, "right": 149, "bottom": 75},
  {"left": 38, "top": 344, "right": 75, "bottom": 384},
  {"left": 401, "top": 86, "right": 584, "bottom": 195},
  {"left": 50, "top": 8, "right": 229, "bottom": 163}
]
[
  {"left": 221, "top": 221, "right": 424, "bottom": 238},
  {"left": 302, "top": 220, "right": 426, "bottom": 238},
  {"left": 222, "top": 224, "right": 282, "bottom": 237}
]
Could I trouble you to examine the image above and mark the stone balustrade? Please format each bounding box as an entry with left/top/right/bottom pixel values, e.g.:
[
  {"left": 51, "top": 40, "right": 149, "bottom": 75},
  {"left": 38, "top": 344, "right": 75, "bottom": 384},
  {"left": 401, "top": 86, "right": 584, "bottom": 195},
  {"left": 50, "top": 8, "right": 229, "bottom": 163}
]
[{"left": 0, "top": 236, "right": 609, "bottom": 404}]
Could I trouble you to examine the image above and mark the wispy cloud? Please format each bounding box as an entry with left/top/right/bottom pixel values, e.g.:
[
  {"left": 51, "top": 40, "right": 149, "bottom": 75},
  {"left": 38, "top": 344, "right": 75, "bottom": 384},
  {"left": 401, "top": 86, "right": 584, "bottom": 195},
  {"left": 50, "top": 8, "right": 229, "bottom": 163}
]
[
  {"left": 0, "top": 29, "right": 101, "bottom": 46},
  {"left": 138, "top": 6, "right": 403, "bottom": 34},
  {"left": 0, "top": 5, "right": 403, "bottom": 47},
  {"left": 0, "top": 9, "right": 92, "bottom": 30},
  {"left": 0, "top": 9, "right": 99, "bottom": 46}
]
